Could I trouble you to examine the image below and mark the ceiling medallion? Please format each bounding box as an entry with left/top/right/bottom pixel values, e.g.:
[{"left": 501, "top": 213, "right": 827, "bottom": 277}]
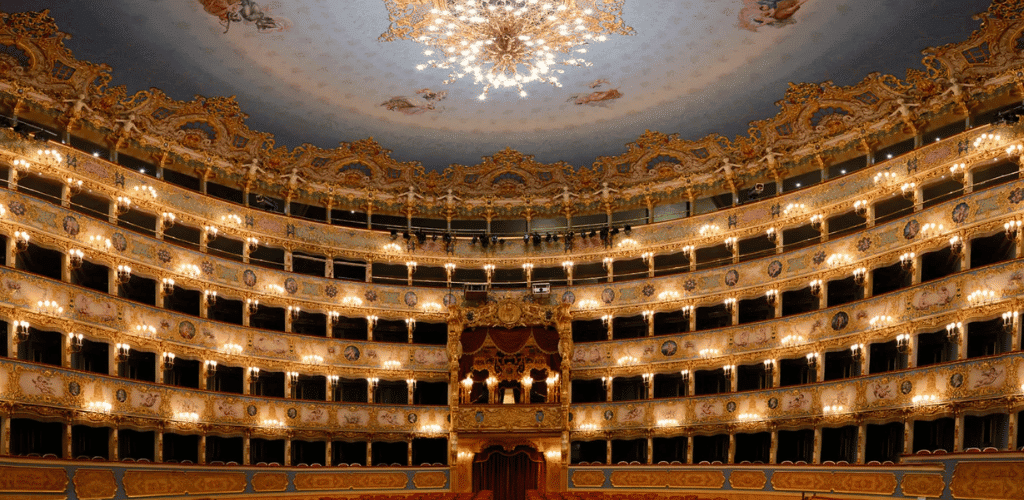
[{"left": 380, "top": 0, "right": 633, "bottom": 100}]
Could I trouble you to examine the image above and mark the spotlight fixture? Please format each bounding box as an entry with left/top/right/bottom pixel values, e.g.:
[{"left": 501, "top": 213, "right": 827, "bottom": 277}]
[
  {"left": 589, "top": 230, "right": 596, "bottom": 238},
  {"left": 402, "top": 231, "right": 410, "bottom": 241},
  {"left": 624, "top": 225, "right": 632, "bottom": 235},
  {"left": 545, "top": 233, "right": 552, "bottom": 243},
  {"left": 532, "top": 233, "right": 542, "bottom": 246}
]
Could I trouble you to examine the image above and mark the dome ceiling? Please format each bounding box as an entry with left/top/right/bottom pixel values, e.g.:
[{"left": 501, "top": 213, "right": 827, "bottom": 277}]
[{"left": 6, "top": 0, "right": 992, "bottom": 171}]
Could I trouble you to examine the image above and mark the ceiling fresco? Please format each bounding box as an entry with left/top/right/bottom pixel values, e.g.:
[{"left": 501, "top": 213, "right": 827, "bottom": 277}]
[{"left": 3, "top": 0, "right": 993, "bottom": 171}]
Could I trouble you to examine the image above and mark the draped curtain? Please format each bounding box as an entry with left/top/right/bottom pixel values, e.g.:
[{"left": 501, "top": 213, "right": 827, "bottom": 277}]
[
  {"left": 461, "top": 327, "right": 560, "bottom": 354},
  {"left": 472, "top": 447, "right": 543, "bottom": 500}
]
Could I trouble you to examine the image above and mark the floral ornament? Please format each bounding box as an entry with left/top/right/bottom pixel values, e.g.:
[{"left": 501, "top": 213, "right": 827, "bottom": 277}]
[
  {"left": 812, "top": 251, "right": 826, "bottom": 265},
  {"left": 324, "top": 284, "right": 338, "bottom": 298},
  {"left": 157, "top": 248, "right": 172, "bottom": 263},
  {"left": 1009, "top": 187, "right": 1023, "bottom": 204},
  {"left": 641, "top": 284, "right": 655, "bottom": 297},
  {"left": 951, "top": 202, "right": 970, "bottom": 224},
  {"left": 8, "top": 201, "right": 25, "bottom": 216},
  {"left": 856, "top": 237, "right": 871, "bottom": 252},
  {"left": 364, "top": 290, "right": 378, "bottom": 302},
  {"left": 683, "top": 279, "right": 697, "bottom": 292},
  {"left": 201, "top": 260, "right": 215, "bottom": 275}
]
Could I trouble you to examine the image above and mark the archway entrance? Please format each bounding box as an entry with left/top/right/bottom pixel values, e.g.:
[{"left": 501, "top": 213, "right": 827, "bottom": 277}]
[{"left": 472, "top": 446, "right": 544, "bottom": 500}]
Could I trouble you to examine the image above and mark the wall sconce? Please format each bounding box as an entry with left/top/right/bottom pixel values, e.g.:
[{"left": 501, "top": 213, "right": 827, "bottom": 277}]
[
  {"left": 223, "top": 343, "right": 243, "bottom": 355},
  {"left": 406, "top": 260, "right": 417, "bottom": 273},
  {"left": 246, "top": 297, "right": 259, "bottom": 314},
  {"left": 132, "top": 185, "right": 157, "bottom": 199},
  {"left": 601, "top": 376, "right": 612, "bottom": 391},
  {"left": 13, "top": 231, "right": 30, "bottom": 252},
  {"left": 173, "top": 411, "right": 199, "bottom": 423},
  {"left": 822, "top": 404, "right": 845, "bottom": 415},
  {"left": 383, "top": 360, "right": 402, "bottom": 370},
  {"left": 826, "top": 253, "right": 851, "bottom": 268},
  {"left": 288, "top": 305, "right": 301, "bottom": 321},
  {"left": 248, "top": 366, "right": 260, "bottom": 382},
  {"left": 245, "top": 236, "right": 259, "bottom": 253},
  {"left": 920, "top": 222, "right": 944, "bottom": 238},
  {"left": 738, "top": 412, "right": 760, "bottom": 421},
  {"left": 1006, "top": 143, "right": 1023, "bottom": 155},
  {"left": 1002, "top": 311, "right": 1018, "bottom": 333},
  {"left": 899, "top": 252, "right": 915, "bottom": 271},
  {"left": 266, "top": 284, "right": 284, "bottom": 295},
  {"left": 222, "top": 214, "right": 242, "bottom": 226},
  {"left": 873, "top": 171, "right": 897, "bottom": 186},
  {"left": 1005, "top": 220, "right": 1022, "bottom": 240},
  {"left": 115, "top": 343, "right": 131, "bottom": 363},
  {"left": 302, "top": 354, "right": 323, "bottom": 365},
  {"left": 783, "top": 203, "right": 806, "bottom": 217},
  {"left": 658, "top": 290, "right": 680, "bottom": 301},
  {"left": 763, "top": 359, "right": 775, "bottom": 379},
  {"left": 161, "top": 352, "right": 176, "bottom": 370},
  {"left": 641, "top": 373, "right": 653, "bottom": 387},
  {"left": 37, "top": 300, "right": 64, "bottom": 316},
  {"left": 134, "top": 324, "right": 156, "bottom": 337},
  {"left": 367, "top": 315, "right": 379, "bottom": 328},
  {"left": 765, "top": 289, "right": 778, "bottom": 306},
  {"left": 853, "top": 200, "right": 869, "bottom": 217},
  {"left": 805, "top": 352, "right": 819, "bottom": 369},
  {"left": 13, "top": 320, "right": 29, "bottom": 343},
  {"left": 948, "top": 235, "right": 963, "bottom": 255},
  {"left": 11, "top": 158, "right": 30, "bottom": 172},
  {"left": 286, "top": 371, "right": 298, "bottom": 385},
  {"left": 973, "top": 132, "right": 1002, "bottom": 148},
  {"left": 896, "top": 333, "right": 910, "bottom": 354},
  {"left": 68, "top": 332, "right": 83, "bottom": 353},
  {"left": 967, "top": 289, "right": 996, "bottom": 305},
  {"left": 444, "top": 262, "right": 457, "bottom": 284},
  {"left": 781, "top": 334, "right": 805, "bottom": 346},
  {"left": 86, "top": 401, "right": 112, "bottom": 414},
  {"left": 115, "top": 264, "right": 132, "bottom": 284},
  {"left": 485, "top": 376, "right": 498, "bottom": 389},
  {"left": 66, "top": 177, "right": 83, "bottom": 195},
  {"left": 723, "top": 297, "right": 736, "bottom": 314},
  {"left": 853, "top": 267, "right": 867, "bottom": 285},
  {"left": 405, "top": 317, "right": 416, "bottom": 330},
  {"left": 204, "top": 225, "right": 219, "bottom": 241},
  {"left": 545, "top": 450, "right": 562, "bottom": 461},
  {"left": 912, "top": 394, "right": 939, "bottom": 405},
  {"left": 204, "top": 290, "right": 217, "bottom": 306},
  {"left": 341, "top": 296, "right": 363, "bottom": 307},
  {"left": 616, "top": 355, "right": 638, "bottom": 366},
  {"left": 723, "top": 237, "right": 737, "bottom": 252},
  {"left": 641, "top": 252, "right": 654, "bottom": 265},
  {"left": 722, "top": 364, "right": 735, "bottom": 380},
  {"left": 114, "top": 196, "right": 132, "bottom": 215},
  {"left": 949, "top": 162, "right": 967, "bottom": 183},
  {"left": 407, "top": 378, "right": 418, "bottom": 391},
  {"left": 699, "top": 348, "right": 720, "bottom": 359},
  {"left": 766, "top": 227, "right": 777, "bottom": 243},
  {"left": 328, "top": 310, "right": 340, "bottom": 326},
  {"left": 68, "top": 248, "right": 84, "bottom": 270},
  {"left": 261, "top": 418, "right": 284, "bottom": 428},
  {"left": 900, "top": 182, "right": 916, "bottom": 200},
  {"left": 681, "top": 245, "right": 694, "bottom": 261},
  {"left": 205, "top": 360, "right": 218, "bottom": 377},
  {"left": 601, "top": 314, "right": 612, "bottom": 328},
  {"left": 850, "top": 344, "right": 864, "bottom": 362},
  {"left": 161, "top": 212, "right": 176, "bottom": 229},
  {"left": 680, "top": 305, "right": 694, "bottom": 321},
  {"left": 161, "top": 278, "right": 175, "bottom": 296},
  {"left": 520, "top": 262, "right": 533, "bottom": 284},
  {"left": 484, "top": 264, "right": 495, "bottom": 282},
  {"left": 698, "top": 224, "right": 719, "bottom": 237},
  {"left": 809, "top": 279, "right": 822, "bottom": 297},
  {"left": 328, "top": 375, "right": 340, "bottom": 390},
  {"left": 561, "top": 260, "right": 574, "bottom": 274},
  {"left": 642, "top": 310, "right": 654, "bottom": 324},
  {"left": 809, "top": 214, "right": 824, "bottom": 230},
  {"left": 88, "top": 235, "right": 112, "bottom": 251},
  {"left": 869, "top": 315, "right": 893, "bottom": 329},
  {"left": 680, "top": 369, "right": 690, "bottom": 385},
  {"left": 946, "top": 322, "right": 962, "bottom": 342}
]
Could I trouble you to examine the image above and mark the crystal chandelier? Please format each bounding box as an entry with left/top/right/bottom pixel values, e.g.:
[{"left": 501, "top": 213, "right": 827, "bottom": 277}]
[{"left": 381, "top": 0, "right": 632, "bottom": 99}]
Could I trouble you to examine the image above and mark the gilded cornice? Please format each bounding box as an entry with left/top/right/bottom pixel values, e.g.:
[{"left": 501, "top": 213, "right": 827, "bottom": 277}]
[{"left": 0, "top": 4, "right": 1023, "bottom": 217}]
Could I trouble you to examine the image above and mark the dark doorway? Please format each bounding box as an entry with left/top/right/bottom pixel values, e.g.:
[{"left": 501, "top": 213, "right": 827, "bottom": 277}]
[{"left": 473, "top": 446, "right": 543, "bottom": 500}]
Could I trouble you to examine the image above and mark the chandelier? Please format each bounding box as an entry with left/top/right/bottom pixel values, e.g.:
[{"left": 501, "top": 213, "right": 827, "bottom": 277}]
[{"left": 381, "top": 0, "right": 632, "bottom": 99}]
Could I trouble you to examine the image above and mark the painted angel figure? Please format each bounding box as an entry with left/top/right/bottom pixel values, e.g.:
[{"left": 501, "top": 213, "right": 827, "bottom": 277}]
[{"left": 62, "top": 92, "right": 93, "bottom": 118}]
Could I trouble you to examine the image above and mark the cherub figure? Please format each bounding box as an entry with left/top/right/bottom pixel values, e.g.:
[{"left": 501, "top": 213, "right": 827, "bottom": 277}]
[
  {"left": 941, "top": 77, "right": 975, "bottom": 100},
  {"left": 62, "top": 92, "right": 93, "bottom": 118},
  {"left": 400, "top": 185, "right": 423, "bottom": 205},
  {"left": 243, "top": 158, "right": 264, "bottom": 180},
  {"left": 760, "top": 147, "right": 784, "bottom": 171},
  {"left": 716, "top": 158, "right": 744, "bottom": 178},
  {"left": 593, "top": 181, "right": 619, "bottom": 204},
  {"left": 115, "top": 113, "right": 140, "bottom": 136},
  {"left": 280, "top": 166, "right": 306, "bottom": 191},
  {"left": 552, "top": 185, "right": 577, "bottom": 206},
  {"left": 890, "top": 98, "right": 919, "bottom": 121},
  {"left": 438, "top": 188, "right": 461, "bottom": 209}
]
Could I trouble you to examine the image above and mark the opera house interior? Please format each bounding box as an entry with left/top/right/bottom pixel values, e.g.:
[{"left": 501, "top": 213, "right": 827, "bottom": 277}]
[{"left": 1, "top": 1, "right": 1024, "bottom": 499}]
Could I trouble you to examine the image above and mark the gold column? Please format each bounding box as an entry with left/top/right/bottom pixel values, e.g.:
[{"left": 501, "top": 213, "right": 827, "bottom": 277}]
[
  {"left": 856, "top": 422, "right": 866, "bottom": 464},
  {"left": 954, "top": 412, "right": 964, "bottom": 452},
  {"left": 109, "top": 427, "right": 119, "bottom": 462},
  {"left": 769, "top": 429, "right": 778, "bottom": 464},
  {"left": 155, "top": 428, "right": 163, "bottom": 462},
  {"left": 284, "top": 435, "right": 292, "bottom": 466},
  {"left": 366, "top": 441, "right": 373, "bottom": 466},
  {"left": 198, "top": 434, "right": 206, "bottom": 465},
  {"left": 686, "top": 435, "right": 694, "bottom": 464},
  {"left": 241, "top": 430, "right": 249, "bottom": 465},
  {"left": 64, "top": 422, "right": 72, "bottom": 459},
  {"left": 904, "top": 419, "right": 914, "bottom": 455},
  {"left": 1007, "top": 411, "right": 1018, "bottom": 451},
  {"left": 727, "top": 433, "right": 736, "bottom": 464},
  {"left": 812, "top": 426, "right": 822, "bottom": 464},
  {"left": 0, "top": 413, "right": 10, "bottom": 455},
  {"left": 325, "top": 440, "right": 332, "bottom": 466}
]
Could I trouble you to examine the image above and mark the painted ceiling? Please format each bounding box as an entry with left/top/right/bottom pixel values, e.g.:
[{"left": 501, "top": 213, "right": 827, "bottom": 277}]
[{"left": 5, "top": 0, "right": 993, "bottom": 171}]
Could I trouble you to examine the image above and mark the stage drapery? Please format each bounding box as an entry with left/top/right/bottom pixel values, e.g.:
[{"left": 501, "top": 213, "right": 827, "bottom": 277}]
[
  {"left": 461, "top": 327, "right": 560, "bottom": 354},
  {"left": 472, "top": 446, "right": 543, "bottom": 500}
]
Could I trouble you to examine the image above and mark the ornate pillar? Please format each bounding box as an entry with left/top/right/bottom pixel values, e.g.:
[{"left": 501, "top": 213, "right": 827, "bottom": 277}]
[
  {"left": 605, "top": 439, "right": 612, "bottom": 465},
  {"left": 812, "top": 426, "right": 822, "bottom": 464},
  {"left": 727, "top": 433, "right": 736, "bottom": 464},
  {"left": 904, "top": 419, "right": 914, "bottom": 455},
  {"left": 366, "top": 441, "right": 373, "bottom": 466},
  {"left": 325, "top": 440, "right": 333, "bottom": 466},
  {"left": 769, "top": 429, "right": 778, "bottom": 464},
  {"left": 198, "top": 434, "right": 206, "bottom": 464},
  {"left": 64, "top": 422, "right": 72, "bottom": 459},
  {"left": 954, "top": 412, "right": 964, "bottom": 452},
  {"left": 856, "top": 422, "right": 866, "bottom": 464},
  {"left": 284, "top": 435, "right": 292, "bottom": 466},
  {"left": 109, "top": 427, "right": 119, "bottom": 462},
  {"left": 686, "top": 436, "right": 694, "bottom": 464},
  {"left": 155, "top": 428, "right": 164, "bottom": 462},
  {"left": 1008, "top": 410, "right": 1018, "bottom": 451},
  {"left": 241, "top": 430, "right": 250, "bottom": 465}
]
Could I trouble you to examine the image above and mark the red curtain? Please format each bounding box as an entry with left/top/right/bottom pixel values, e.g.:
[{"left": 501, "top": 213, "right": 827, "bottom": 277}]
[
  {"left": 462, "top": 327, "right": 560, "bottom": 354},
  {"left": 473, "top": 447, "right": 543, "bottom": 500}
]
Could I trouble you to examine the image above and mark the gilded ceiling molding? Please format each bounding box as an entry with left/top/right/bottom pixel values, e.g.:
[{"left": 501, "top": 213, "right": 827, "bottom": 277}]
[{"left": 0, "top": 4, "right": 1022, "bottom": 217}]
